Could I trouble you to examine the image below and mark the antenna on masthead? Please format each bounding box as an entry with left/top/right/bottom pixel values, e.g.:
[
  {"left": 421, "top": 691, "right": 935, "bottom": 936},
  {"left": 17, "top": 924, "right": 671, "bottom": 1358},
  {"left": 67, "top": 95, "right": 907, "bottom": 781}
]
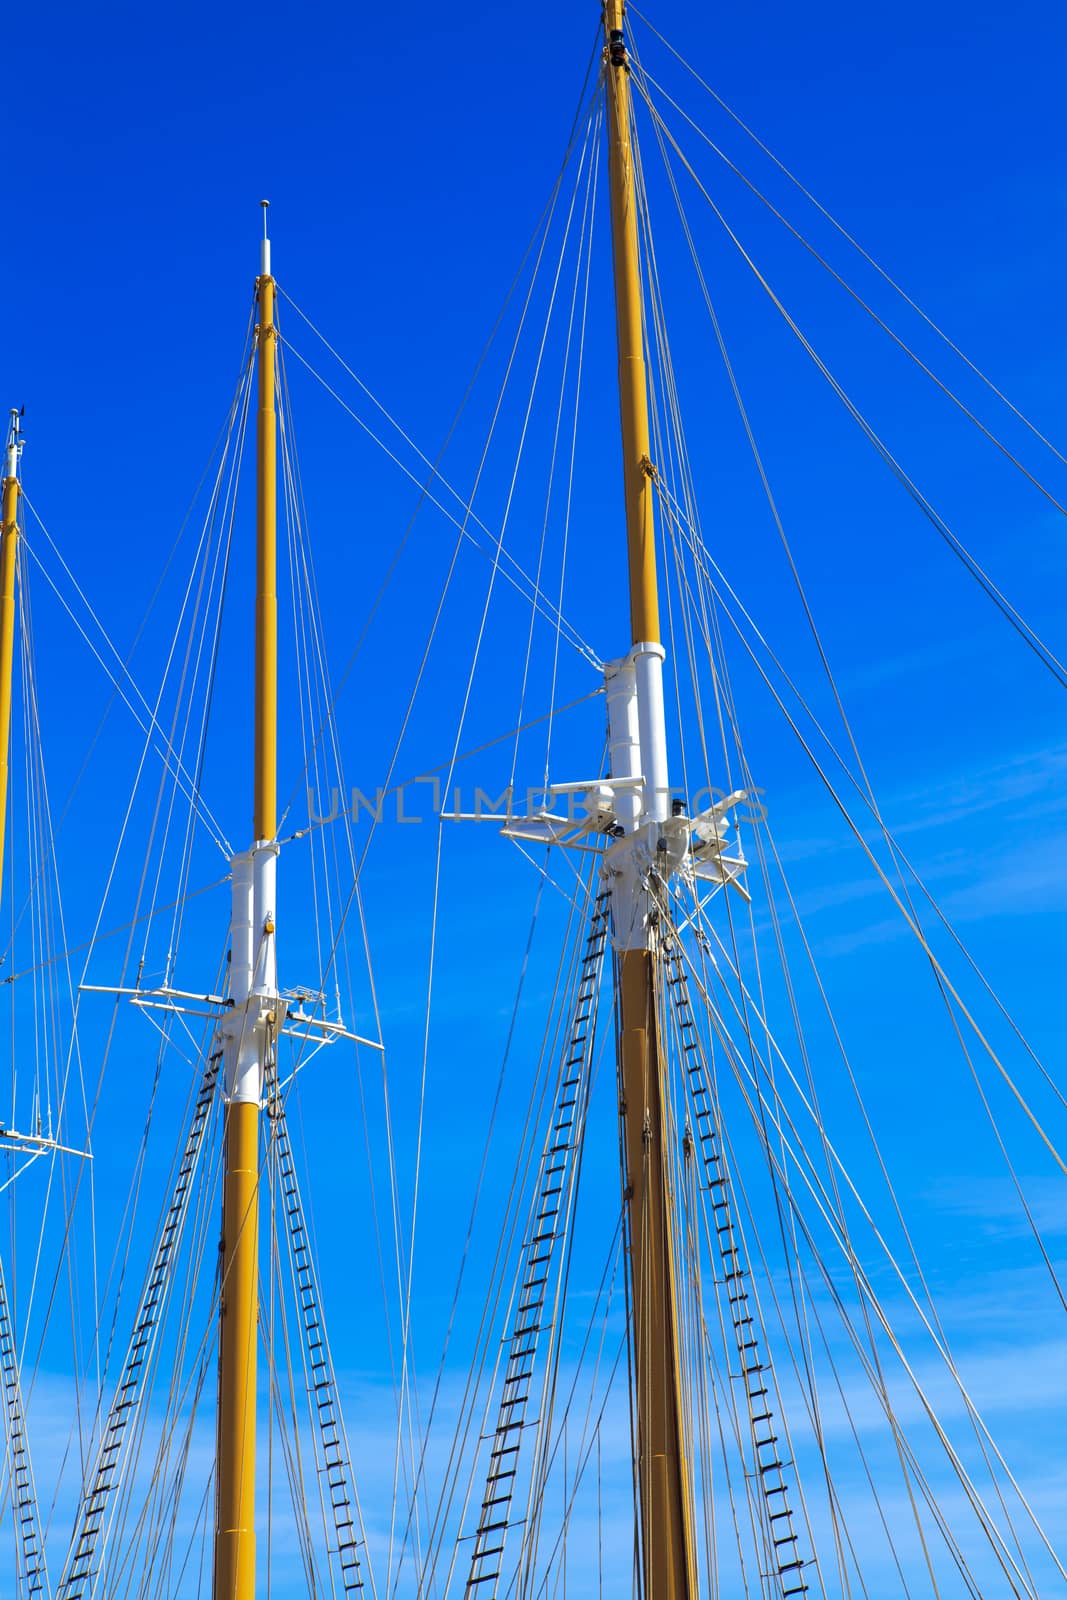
[{"left": 260, "top": 198, "right": 271, "bottom": 278}]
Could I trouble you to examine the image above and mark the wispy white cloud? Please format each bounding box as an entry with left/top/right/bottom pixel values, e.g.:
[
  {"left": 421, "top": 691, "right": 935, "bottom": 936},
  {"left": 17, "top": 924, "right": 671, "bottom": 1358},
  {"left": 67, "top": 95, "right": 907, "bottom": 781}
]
[{"left": 760, "top": 739, "right": 1067, "bottom": 957}]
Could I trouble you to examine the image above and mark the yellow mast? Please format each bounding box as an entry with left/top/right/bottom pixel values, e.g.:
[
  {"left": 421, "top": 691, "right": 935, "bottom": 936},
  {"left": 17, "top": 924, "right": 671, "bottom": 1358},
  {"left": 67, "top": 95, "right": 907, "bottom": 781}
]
[
  {"left": 603, "top": 8, "right": 697, "bottom": 1597},
  {"left": 0, "top": 413, "right": 23, "bottom": 908},
  {"left": 214, "top": 205, "right": 277, "bottom": 1600}
]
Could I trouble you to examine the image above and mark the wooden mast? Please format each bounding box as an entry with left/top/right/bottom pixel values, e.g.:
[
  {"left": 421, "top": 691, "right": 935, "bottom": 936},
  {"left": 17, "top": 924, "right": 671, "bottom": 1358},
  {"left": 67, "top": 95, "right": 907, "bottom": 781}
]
[
  {"left": 603, "top": 7, "right": 698, "bottom": 1597},
  {"left": 213, "top": 205, "right": 278, "bottom": 1600},
  {"left": 0, "top": 413, "right": 22, "bottom": 910}
]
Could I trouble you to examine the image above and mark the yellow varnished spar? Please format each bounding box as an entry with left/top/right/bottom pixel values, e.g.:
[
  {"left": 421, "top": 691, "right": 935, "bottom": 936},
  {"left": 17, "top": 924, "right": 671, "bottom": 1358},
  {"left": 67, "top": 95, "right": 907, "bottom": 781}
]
[
  {"left": 605, "top": 8, "right": 659, "bottom": 648},
  {"left": 215, "top": 1096, "right": 259, "bottom": 1600},
  {"left": 214, "top": 208, "right": 277, "bottom": 1600},
  {"left": 604, "top": 6, "right": 698, "bottom": 1597},
  {"left": 0, "top": 414, "right": 23, "bottom": 909},
  {"left": 255, "top": 253, "right": 278, "bottom": 846}
]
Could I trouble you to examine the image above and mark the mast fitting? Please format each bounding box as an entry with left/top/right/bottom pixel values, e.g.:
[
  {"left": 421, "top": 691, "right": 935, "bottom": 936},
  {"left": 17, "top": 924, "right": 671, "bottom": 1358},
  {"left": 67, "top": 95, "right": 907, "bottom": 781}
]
[
  {"left": 488, "top": 644, "right": 749, "bottom": 947},
  {"left": 260, "top": 199, "right": 271, "bottom": 279},
  {"left": 3, "top": 411, "right": 23, "bottom": 484}
]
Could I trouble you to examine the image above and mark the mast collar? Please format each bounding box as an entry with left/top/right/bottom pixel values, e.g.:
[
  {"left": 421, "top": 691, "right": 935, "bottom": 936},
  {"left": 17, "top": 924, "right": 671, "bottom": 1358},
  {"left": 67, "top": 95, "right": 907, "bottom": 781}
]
[
  {"left": 3, "top": 409, "right": 23, "bottom": 484},
  {"left": 260, "top": 199, "right": 271, "bottom": 278}
]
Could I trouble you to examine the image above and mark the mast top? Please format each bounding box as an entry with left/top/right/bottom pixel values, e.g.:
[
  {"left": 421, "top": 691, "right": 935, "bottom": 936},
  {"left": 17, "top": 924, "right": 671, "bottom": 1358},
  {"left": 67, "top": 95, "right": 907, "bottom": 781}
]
[
  {"left": 4, "top": 411, "right": 23, "bottom": 484},
  {"left": 260, "top": 199, "right": 271, "bottom": 278}
]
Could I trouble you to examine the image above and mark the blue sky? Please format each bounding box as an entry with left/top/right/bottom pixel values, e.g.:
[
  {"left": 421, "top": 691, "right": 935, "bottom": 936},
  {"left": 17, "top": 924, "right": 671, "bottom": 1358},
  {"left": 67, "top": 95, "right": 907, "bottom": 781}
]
[{"left": 5, "top": 2, "right": 1067, "bottom": 1596}]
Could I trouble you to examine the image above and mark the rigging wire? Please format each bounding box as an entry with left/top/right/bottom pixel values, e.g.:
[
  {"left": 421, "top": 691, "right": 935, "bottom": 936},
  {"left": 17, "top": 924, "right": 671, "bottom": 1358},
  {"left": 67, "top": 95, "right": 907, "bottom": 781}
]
[
  {"left": 13, "top": 306, "right": 256, "bottom": 878},
  {"left": 630, "top": 59, "right": 1067, "bottom": 1583},
  {"left": 267, "top": 43, "right": 606, "bottom": 838},
  {"left": 21, "top": 504, "right": 232, "bottom": 859},
  {"left": 624, "top": 51, "right": 1066, "bottom": 1596},
  {"left": 629, "top": 6, "right": 1067, "bottom": 475},
  {"left": 510, "top": 102, "right": 602, "bottom": 791},
  {"left": 665, "top": 486, "right": 1067, "bottom": 1152},
  {"left": 654, "top": 461, "right": 1067, "bottom": 1113},
  {"left": 628, "top": 77, "right": 1067, "bottom": 695},
  {"left": 633, "top": 58, "right": 1067, "bottom": 520},
  {"left": 679, "top": 911, "right": 1062, "bottom": 1590},
  {"left": 9, "top": 16, "right": 1067, "bottom": 1598}
]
